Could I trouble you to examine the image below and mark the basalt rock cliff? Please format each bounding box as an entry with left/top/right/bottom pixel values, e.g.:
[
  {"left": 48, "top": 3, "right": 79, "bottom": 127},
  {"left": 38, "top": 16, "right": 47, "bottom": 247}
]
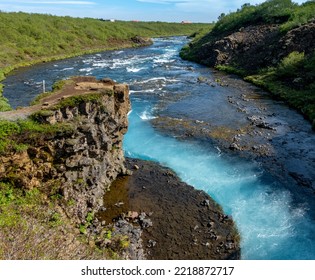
[{"left": 0, "top": 77, "right": 130, "bottom": 223}]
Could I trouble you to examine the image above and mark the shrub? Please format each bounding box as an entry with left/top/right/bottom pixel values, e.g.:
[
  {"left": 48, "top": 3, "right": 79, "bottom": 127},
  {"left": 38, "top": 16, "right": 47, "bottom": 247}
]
[{"left": 276, "top": 51, "right": 305, "bottom": 78}]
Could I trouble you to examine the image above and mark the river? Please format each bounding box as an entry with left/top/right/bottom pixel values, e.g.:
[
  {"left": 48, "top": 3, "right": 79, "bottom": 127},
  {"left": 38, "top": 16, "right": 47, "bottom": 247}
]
[{"left": 3, "top": 37, "right": 315, "bottom": 260}]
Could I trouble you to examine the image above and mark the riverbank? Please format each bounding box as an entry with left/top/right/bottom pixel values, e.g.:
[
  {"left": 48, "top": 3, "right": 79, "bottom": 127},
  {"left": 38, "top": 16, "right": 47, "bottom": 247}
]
[{"left": 180, "top": 2, "right": 315, "bottom": 128}]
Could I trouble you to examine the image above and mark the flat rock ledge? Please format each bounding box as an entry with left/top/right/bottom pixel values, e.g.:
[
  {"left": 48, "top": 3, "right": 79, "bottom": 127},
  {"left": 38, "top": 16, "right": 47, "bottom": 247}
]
[{"left": 97, "top": 158, "right": 241, "bottom": 260}]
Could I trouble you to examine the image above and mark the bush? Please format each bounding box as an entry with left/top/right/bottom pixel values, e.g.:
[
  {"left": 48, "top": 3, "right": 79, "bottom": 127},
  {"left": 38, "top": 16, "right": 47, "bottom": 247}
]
[
  {"left": 211, "top": 0, "right": 314, "bottom": 35},
  {"left": 276, "top": 51, "right": 305, "bottom": 78}
]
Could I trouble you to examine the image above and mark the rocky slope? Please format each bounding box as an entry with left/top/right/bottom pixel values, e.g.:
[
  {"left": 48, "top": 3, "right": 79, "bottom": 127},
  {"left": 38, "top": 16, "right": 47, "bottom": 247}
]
[{"left": 183, "top": 20, "right": 315, "bottom": 72}]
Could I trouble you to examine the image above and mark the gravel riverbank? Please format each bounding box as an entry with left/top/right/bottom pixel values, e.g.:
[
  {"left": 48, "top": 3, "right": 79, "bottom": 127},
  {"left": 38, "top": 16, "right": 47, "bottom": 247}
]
[{"left": 97, "top": 158, "right": 241, "bottom": 260}]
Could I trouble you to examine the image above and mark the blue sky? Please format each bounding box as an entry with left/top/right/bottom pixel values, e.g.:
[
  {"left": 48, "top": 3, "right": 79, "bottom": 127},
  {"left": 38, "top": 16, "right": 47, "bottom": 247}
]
[{"left": 0, "top": 0, "right": 308, "bottom": 23}]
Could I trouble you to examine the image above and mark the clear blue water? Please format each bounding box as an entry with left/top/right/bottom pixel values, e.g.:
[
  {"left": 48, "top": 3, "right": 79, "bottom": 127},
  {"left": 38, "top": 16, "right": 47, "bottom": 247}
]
[{"left": 3, "top": 37, "right": 315, "bottom": 259}]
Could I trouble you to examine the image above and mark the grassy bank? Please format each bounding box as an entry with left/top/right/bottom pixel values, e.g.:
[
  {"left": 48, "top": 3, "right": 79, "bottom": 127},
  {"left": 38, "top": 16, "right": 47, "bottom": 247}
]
[
  {"left": 215, "top": 51, "right": 315, "bottom": 128},
  {"left": 0, "top": 11, "right": 210, "bottom": 111}
]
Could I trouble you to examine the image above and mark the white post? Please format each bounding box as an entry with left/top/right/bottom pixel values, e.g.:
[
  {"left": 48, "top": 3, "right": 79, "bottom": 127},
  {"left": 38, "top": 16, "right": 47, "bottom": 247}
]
[{"left": 43, "top": 80, "right": 46, "bottom": 93}]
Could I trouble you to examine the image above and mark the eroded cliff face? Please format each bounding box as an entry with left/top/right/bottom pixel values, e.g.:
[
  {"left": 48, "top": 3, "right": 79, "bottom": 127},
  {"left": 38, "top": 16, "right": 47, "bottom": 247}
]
[{"left": 0, "top": 77, "right": 130, "bottom": 223}]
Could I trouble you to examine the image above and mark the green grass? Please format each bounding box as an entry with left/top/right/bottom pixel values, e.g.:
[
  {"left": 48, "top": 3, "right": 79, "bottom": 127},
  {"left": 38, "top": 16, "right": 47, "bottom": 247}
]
[
  {"left": 0, "top": 13, "right": 209, "bottom": 68},
  {"left": 50, "top": 93, "right": 103, "bottom": 110},
  {"left": 0, "top": 118, "right": 75, "bottom": 154},
  {"left": 215, "top": 65, "right": 247, "bottom": 76},
  {"left": 211, "top": 0, "right": 314, "bottom": 35},
  {"left": 0, "top": 182, "right": 111, "bottom": 259},
  {"left": 244, "top": 51, "right": 315, "bottom": 127}
]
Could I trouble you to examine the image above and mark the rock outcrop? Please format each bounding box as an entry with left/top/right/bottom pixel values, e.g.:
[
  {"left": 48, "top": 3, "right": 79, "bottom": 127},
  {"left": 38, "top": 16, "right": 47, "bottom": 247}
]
[
  {"left": 131, "top": 36, "right": 153, "bottom": 47},
  {"left": 0, "top": 77, "right": 130, "bottom": 223}
]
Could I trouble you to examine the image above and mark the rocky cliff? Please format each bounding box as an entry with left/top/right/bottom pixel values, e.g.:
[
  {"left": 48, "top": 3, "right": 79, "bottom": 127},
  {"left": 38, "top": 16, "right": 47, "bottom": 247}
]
[{"left": 0, "top": 77, "right": 130, "bottom": 223}]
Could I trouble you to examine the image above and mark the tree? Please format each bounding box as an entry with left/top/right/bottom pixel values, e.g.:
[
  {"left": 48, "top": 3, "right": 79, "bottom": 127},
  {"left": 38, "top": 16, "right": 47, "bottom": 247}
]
[{"left": 218, "top": 13, "right": 226, "bottom": 21}]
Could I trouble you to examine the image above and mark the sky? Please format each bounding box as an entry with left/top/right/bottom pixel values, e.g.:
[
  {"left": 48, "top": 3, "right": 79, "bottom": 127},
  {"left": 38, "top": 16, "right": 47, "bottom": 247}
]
[{"left": 0, "top": 0, "right": 308, "bottom": 23}]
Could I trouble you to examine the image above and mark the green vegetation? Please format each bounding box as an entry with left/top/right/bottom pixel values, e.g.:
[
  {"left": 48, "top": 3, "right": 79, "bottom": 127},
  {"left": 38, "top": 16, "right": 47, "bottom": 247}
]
[
  {"left": 79, "top": 212, "right": 94, "bottom": 235},
  {"left": 0, "top": 181, "right": 112, "bottom": 259},
  {"left": 0, "top": 118, "right": 74, "bottom": 154},
  {"left": 212, "top": 0, "right": 307, "bottom": 35},
  {"left": 245, "top": 51, "right": 315, "bottom": 127},
  {"left": 0, "top": 12, "right": 208, "bottom": 69},
  {"left": 51, "top": 93, "right": 103, "bottom": 110},
  {"left": 181, "top": 0, "right": 315, "bottom": 128}
]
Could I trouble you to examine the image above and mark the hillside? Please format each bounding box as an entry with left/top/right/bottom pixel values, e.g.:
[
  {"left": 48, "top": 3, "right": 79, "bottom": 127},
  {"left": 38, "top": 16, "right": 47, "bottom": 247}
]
[
  {"left": 0, "top": 12, "right": 209, "bottom": 110},
  {"left": 180, "top": 0, "right": 315, "bottom": 128}
]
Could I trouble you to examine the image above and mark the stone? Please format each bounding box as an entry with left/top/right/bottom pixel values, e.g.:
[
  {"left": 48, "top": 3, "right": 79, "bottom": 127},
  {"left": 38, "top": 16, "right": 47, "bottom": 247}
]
[
  {"left": 229, "top": 143, "right": 241, "bottom": 151},
  {"left": 126, "top": 211, "right": 139, "bottom": 219},
  {"left": 147, "top": 240, "right": 157, "bottom": 248},
  {"left": 101, "top": 78, "right": 115, "bottom": 85}
]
